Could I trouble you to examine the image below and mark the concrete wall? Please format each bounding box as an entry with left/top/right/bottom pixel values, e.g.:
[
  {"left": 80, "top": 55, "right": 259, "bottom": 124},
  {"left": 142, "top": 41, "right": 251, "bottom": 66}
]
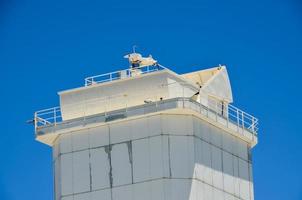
[{"left": 53, "top": 114, "right": 254, "bottom": 200}]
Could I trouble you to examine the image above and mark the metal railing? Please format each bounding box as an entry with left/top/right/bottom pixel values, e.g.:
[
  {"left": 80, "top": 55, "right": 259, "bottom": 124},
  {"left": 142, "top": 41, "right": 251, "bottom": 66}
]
[
  {"left": 34, "top": 97, "right": 258, "bottom": 136},
  {"left": 34, "top": 106, "right": 62, "bottom": 128},
  {"left": 84, "top": 65, "right": 166, "bottom": 86},
  {"left": 205, "top": 99, "right": 259, "bottom": 133}
]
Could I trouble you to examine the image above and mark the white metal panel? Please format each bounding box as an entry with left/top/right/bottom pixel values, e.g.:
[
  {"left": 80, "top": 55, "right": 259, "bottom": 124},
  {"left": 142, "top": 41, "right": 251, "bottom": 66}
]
[
  {"left": 74, "top": 193, "right": 90, "bottom": 200},
  {"left": 150, "top": 135, "right": 170, "bottom": 178},
  {"left": 223, "top": 151, "right": 234, "bottom": 194},
  {"left": 211, "top": 145, "right": 223, "bottom": 189},
  {"left": 195, "top": 180, "right": 204, "bottom": 200},
  {"left": 90, "top": 147, "right": 110, "bottom": 190},
  {"left": 186, "top": 136, "right": 195, "bottom": 178},
  {"left": 188, "top": 180, "right": 200, "bottom": 200},
  {"left": 91, "top": 189, "right": 111, "bottom": 200},
  {"left": 149, "top": 179, "right": 165, "bottom": 200},
  {"left": 239, "top": 159, "right": 250, "bottom": 200},
  {"left": 199, "top": 120, "right": 211, "bottom": 143},
  {"left": 249, "top": 163, "right": 254, "bottom": 200},
  {"left": 193, "top": 117, "right": 201, "bottom": 139},
  {"left": 213, "top": 188, "right": 224, "bottom": 200},
  {"left": 131, "top": 118, "right": 148, "bottom": 140},
  {"left": 53, "top": 140, "right": 59, "bottom": 160},
  {"left": 133, "top": 182, "right": 151, "bottom": 200},
  {"left": 237, "top": 140, "right": 248, "bottom": 161},
  {"left": 54, "top": 158, "right": 61, "bottom": 200},
  {"left": 210, "top": 126, "right": 222, "bottom": 147},
  {"left": 203, "top": 182, "right": 213, "bottom": 200},
  {"left": 147, "top": 115, "right": 162, "bottom": 136},
  {"left": 132, "top": 138, "right": 150, "bottom": 182},
  {"left": 222, "top": 132, "right": 234, "bottom": 154},
  {"left": 60, "top": 154, "right": 73, "bottom": 196},
  {"left": 162, "top": 115, "right": 193, "bottom": 135},
  {"left": 169, "top": 136, "right": 195, "bottom": 178},
  {"left": 167, "top": 179, "right": 191, "bottom": 200},
  {"left": 89, "top": 126, "right": 109, "bottom": 148},
  {"left": 193, "top": 138, "right": 203, "bottom": 180},
  {"left": 233, "top": 156, "right": 240, "bottom": 197},
  {"left": 73, "top": 150, "right": 90, "bottom": 193},
  {"left": 201, "top": 141, "right": 213, "bottom": 184},
  {"left": 112, "top": 184, "right": 133, "bottom": 200},
  {"left": 193, "top": 117, "right": 210, "bottom": 141},
  {"left": 72, "top": 130, "right": 89, "bottom": 151},
  {"left": 60, "top": 133, "right": 72, "bottom": 154},
  {"left": 110, "top": 121, "right": 131, "bottom": 144},
  {"left": 111, "top": 142, "right": 132, "bottom": 186}
]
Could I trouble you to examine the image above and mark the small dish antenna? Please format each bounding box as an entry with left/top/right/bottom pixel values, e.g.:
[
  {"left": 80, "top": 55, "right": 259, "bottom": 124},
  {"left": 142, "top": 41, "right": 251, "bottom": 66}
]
[{"left": 124, "top": 47, "right": 158, "bottom": 69}]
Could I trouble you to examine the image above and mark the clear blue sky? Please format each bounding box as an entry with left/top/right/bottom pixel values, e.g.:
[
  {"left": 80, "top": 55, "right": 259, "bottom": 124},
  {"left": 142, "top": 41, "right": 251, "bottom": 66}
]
[{"left": 0, "top": 0, "right": 301, "bottom": 199}]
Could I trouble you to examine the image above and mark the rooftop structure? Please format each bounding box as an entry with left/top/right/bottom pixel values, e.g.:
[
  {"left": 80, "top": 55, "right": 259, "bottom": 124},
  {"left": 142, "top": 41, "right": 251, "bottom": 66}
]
[{"left": 33, "top": 52, "right": 258, "bottom": 200}]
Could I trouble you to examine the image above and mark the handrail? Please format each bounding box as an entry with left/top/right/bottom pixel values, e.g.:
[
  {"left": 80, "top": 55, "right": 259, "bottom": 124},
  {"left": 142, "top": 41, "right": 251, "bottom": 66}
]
[
  {"left": 34, "top": 97, "right": 258, "bottom": 136},
  {"left": 84, "top": 65, "right": 166, "bottom": 86}
]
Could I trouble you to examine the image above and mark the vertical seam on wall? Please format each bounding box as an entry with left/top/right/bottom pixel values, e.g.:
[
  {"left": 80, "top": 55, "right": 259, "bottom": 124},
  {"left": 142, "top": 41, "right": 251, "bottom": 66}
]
[
  {"left": 71, "top": 134, "right": 74, "bottom": 196},
  {"left": 210, "top": 143, "right": 214, "bottom": 186},
  {"left": 148, "top": 135, "right": 151, "bottom": 180},
  {"left": 221, "top": 149, "right": 225, "bottom": 199},
  {"left": 161, "top": 135, "right": 165, "bottom": 178},
  {"left": 232, "top": 155, "right": 236, "bottom": 197},
  {"left": 108, "top": 125, "right": 113, "bottom": 200},
  {"left": 168, "top": 135, "right": 172, "bottom": 178},
  {"left": 186, "top": 135, "right": 190, "bottom": 178},
  {"left": 248, "top": 152, "right": 252, "bottom": 200},
  {"left": 238, "top": 157, "right": 241, "bottom": 199},
  {"left": 89, "top": 149, "right": 92, "bottom": 192},
  {"left": 53, "top": 152, "right": 56, "bottom": 200},
  {"left": 147, "top": 135, "right": 153, "bottom": 199},
  {"left": 127, "top": 140, "right": 134, "bottom": 184}
]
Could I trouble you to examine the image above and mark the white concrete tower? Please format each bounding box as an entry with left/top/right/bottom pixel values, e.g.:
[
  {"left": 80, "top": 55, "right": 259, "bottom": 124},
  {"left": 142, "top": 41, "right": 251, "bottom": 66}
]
[{"left": 34, "top": 53, "right": 258, "bottom": 200}]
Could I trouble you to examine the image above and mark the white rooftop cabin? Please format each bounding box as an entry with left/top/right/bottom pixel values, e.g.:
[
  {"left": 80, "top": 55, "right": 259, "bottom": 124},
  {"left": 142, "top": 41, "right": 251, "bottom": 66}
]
[{"left": 34, "top": 52, "right": 258, "bottom": 200}]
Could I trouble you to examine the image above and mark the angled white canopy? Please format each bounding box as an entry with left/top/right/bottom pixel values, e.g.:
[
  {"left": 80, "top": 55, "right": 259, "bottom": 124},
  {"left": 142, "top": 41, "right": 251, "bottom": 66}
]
[{"left": 181, "top": 66, "right": 233, "bottom": 103}]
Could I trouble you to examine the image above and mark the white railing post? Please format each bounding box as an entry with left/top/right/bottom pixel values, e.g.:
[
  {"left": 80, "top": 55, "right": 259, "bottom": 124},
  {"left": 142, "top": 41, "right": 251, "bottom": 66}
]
[
  {"left": 54, "top": 107, "right": 56, "bottom": 126},
  {"left": 226, "top": 105, "right": 229, "bottom": 128},
  {"left": 34, "top": 112, "right": 37, "bottom": 131},
  {"left": 241, "top": 112, "right": 244, "bottom": 133},
  {"left": 237, "top": 109, "right": 239, "bottom": 131},
  {"left": 252, "top": 117, "right": 255, "bottom": 133}
]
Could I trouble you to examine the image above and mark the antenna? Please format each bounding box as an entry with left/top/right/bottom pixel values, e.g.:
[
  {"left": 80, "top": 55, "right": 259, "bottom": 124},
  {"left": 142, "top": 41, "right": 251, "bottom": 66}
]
[{"left": 132, "top": 45, "right": 137, "bottom": 53}]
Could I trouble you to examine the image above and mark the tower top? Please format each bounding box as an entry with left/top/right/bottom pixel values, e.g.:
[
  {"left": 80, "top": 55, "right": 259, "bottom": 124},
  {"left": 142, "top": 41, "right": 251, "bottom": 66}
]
[{"left": 32, "top": 53, "right": 258, "bottom": 147}]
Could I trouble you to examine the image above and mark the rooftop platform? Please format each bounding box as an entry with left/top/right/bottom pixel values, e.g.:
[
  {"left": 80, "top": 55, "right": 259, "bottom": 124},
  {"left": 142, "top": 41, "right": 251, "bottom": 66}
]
[
  {"left": 35, "top": 97, "right": 258, "bottom": 147},
  {"left": 33, "top": 61, "right": 258, "bottom": 148}
]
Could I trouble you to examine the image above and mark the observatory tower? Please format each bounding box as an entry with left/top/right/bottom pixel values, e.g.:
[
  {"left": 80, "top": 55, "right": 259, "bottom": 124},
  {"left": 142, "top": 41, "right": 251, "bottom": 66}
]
[{"left": 33, "top": 53, "right": 258, "bottom": 200}]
